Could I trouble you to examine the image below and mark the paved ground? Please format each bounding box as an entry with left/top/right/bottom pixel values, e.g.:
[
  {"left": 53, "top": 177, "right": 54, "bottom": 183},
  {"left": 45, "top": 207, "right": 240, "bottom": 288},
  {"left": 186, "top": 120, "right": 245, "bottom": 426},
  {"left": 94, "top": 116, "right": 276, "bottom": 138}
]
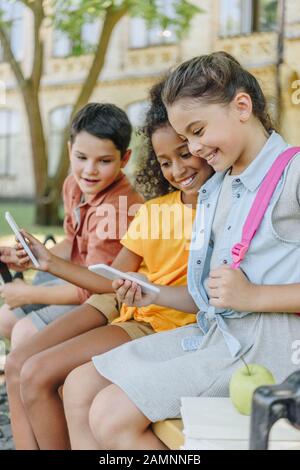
[{"left": 0, "top": 376, "right": 14, "bottom": 450}]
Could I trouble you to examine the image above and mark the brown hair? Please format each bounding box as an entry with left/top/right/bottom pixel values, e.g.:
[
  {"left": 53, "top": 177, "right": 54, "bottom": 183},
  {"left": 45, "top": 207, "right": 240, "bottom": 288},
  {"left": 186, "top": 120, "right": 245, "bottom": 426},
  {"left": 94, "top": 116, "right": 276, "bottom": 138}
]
[{"left": 162, "top": 51, "right": 274, "bottom": 133}]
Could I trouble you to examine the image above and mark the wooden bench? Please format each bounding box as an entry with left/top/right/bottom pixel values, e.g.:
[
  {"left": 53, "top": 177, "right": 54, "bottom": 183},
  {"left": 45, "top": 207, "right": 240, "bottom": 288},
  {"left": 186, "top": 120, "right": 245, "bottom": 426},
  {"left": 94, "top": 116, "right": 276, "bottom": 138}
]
[{"left": 152, "top": 420, "right": 184, "bottom": 449}]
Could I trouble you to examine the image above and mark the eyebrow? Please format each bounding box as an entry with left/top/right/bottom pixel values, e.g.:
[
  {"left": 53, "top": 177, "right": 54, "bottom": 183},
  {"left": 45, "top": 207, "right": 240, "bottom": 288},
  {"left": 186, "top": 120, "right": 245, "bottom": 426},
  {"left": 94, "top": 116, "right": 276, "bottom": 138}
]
[
  {"left": 156, "top": 143, "right": 189, "bottom": 160},
  {"left": 75, "top": 151, "right": 115, "bottom": 158}
]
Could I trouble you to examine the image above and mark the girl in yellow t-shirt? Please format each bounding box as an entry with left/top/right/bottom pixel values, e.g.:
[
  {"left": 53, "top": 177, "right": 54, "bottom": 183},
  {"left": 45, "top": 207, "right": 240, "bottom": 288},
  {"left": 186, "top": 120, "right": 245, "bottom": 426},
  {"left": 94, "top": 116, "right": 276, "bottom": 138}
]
[{"left": 6, "top": 80, "right": 213, "bottom": 449}]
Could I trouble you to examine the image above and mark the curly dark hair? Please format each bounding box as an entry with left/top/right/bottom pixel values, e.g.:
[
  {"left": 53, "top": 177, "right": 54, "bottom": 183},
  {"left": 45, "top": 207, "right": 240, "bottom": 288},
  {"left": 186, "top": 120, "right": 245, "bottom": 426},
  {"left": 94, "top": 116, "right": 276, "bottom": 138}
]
[{"left": 134, "top": 80, "right": 177, "bottom": 200}]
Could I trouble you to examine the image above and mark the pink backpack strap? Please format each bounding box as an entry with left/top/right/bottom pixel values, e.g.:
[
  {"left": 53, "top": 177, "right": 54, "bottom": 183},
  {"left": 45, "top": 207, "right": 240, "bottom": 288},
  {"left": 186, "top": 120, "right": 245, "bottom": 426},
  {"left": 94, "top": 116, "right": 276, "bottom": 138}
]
[{"left": 231, "top": 147, "right": 300, "bottom": 269}]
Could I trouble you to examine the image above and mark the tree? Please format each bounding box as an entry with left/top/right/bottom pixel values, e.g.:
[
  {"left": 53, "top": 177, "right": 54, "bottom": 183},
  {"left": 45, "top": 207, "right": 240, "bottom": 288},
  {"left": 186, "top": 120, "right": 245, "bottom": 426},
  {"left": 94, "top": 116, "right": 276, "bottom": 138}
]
[{"left": 0, "top": 0, "right": 200, "bottom": 225}]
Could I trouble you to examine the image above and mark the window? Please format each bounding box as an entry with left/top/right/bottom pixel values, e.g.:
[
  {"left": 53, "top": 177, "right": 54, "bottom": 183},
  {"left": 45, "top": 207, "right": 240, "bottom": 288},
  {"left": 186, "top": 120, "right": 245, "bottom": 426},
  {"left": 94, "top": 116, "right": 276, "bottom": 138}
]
[
  {"left": 52, "top": 21, "right": 100, "bottom": 57},
  {"left": 81, "top": 21, "right": 100, "bottom": 49},
  {"left": 253, "top": 0, "right": 278, "bottom": 32},
  {"left": 48, "top": 106, "right": 72, "bottom": 176},
  {"left": 129, "top": 0, "right": 177, "bottom": 48},
  {"left": 0, "top": 1, "right": 24, "bottom": 62},
  {"left": 219, "top": 0, "right": 278, "bottom": 37},
  {"left": 52, "top": 30, "right": 73, "bottom": 58},
  {"left": 0, "top": 109, "right": 20, "bottom": 176}
]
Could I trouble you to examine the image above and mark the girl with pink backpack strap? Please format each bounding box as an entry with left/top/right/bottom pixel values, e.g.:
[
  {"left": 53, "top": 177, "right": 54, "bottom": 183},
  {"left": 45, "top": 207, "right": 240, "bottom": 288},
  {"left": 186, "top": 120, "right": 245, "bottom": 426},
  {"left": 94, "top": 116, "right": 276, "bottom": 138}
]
[{"left": 62, "top": 52, "right": 300, "bottom": 450}]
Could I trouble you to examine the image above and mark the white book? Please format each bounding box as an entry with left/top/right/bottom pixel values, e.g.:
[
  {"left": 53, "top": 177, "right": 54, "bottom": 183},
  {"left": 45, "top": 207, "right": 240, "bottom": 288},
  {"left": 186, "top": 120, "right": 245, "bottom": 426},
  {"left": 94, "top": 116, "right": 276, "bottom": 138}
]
[
  {"left": 180, "top": 397, "right": 300, "bottom": 442},
  {"left": 181, "top": 437, "right": 300, "bottom": 451}
]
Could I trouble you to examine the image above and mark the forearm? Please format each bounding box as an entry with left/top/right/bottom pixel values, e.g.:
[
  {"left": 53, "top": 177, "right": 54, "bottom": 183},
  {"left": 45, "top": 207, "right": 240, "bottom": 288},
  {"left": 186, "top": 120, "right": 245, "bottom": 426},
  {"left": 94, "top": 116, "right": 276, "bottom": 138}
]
[
  {"left": 49, "top": 239, "right": 72, "bottom": 260},
  {"left": 27, "top": 283, "right": 82, "bottom": 305},
  {"left": 156, "top": 285, "right": 198, "bottom": 313},
  {"left": 251, "top": 284, "right": 300, "bottom": 313},
  {"left": 46, "top": 254, "right": 113, "bottom": 294}
]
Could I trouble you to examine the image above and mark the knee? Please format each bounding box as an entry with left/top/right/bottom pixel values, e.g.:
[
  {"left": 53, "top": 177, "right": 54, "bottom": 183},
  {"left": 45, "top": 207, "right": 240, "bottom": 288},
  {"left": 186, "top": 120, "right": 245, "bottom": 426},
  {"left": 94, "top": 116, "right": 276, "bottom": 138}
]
[
  {"left": 63, "top": 366, "right": 91, "bottom": 411},
  {"left": 11, "top": 318, "right": 37, "bottom": 350},
  {"left": 4, "top": 348, "right": 26, "bottom": 385},
  {"left": 0, "top": 304, "right": 17, "bottom": 339},
  {"left": 88, "top": 386, "right": 128, "bottom": 450},
  {"left": 19, "top": 355, "right": 52, "bottom": 408}
]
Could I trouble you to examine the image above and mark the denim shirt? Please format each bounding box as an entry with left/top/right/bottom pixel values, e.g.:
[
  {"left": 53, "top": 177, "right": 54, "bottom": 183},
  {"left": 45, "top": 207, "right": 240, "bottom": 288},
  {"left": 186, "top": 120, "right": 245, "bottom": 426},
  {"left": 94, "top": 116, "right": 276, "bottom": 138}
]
[{"left": 184, "top": 132, "right": 300, "bottom": 356}]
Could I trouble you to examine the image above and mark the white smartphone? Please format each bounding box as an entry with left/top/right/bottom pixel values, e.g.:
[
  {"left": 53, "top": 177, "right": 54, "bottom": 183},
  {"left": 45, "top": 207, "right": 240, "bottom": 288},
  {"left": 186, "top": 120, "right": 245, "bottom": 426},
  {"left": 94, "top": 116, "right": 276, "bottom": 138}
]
[
  {"left": 5, "top": 212, "right": 40, "bottom": 268},
  {"left": 88, "top": 263, "right": 160, "bottom": 295}
]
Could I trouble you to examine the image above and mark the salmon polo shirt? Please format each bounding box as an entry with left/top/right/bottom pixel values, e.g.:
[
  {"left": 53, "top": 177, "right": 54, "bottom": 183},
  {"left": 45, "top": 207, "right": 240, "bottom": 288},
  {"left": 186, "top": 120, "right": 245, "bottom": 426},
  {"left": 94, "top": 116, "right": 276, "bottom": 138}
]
[{"left": 63, "top": 173, "right": 144, "bottom": 303}]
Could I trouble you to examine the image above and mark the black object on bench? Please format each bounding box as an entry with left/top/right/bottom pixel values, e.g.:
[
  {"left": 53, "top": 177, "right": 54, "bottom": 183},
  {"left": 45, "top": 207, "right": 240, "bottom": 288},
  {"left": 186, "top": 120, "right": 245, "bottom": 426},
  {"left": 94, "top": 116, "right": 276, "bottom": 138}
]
[
  {"left": 0, "top": 261, "right": 13, "bottom": 283},
  {"left": 43, "top": 234, "right": 57, "bottom": 246},
  {"left": 250, "top": 370, "right": 300, "bottom": 450}
]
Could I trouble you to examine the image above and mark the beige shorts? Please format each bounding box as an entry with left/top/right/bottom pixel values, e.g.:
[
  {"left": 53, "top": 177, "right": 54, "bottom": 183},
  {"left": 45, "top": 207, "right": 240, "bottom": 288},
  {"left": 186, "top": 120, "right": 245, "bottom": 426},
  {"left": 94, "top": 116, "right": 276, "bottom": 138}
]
[{"left": 86, "top": 293, "right": 154, "bottom": 340}]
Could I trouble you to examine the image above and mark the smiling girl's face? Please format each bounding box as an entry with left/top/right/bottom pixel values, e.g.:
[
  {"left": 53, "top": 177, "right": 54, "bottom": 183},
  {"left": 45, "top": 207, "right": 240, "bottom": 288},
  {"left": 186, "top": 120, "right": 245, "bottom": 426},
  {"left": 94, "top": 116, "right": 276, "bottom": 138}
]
[
  {"left": 167, "top": 95, "right": 253, "bottom": 174},
  {"left": 151, "top": 124, "right": 213, "bottom": 206}
]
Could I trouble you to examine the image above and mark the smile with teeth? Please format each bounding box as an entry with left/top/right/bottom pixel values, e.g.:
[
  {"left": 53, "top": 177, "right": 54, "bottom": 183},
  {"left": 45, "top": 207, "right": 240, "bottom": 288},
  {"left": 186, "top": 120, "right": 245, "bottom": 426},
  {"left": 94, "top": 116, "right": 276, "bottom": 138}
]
[
  {"left": 206, "top": 149, "right": 218, "bottom": 162},
  {"left": 177, "top": 174, "right": 197, "bottom": 187}
]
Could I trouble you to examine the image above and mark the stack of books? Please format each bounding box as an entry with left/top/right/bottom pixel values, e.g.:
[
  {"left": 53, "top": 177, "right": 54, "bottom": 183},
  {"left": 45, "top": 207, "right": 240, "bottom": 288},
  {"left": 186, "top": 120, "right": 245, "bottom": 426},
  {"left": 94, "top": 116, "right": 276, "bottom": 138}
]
[{"left": 180, "top": 397, "right": 300, "bottom": 450}]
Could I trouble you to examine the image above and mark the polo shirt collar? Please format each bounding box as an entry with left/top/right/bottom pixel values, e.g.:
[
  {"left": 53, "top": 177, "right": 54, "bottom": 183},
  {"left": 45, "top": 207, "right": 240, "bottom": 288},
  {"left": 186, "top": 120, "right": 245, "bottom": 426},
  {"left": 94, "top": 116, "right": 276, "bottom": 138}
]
[{"left": 238, "top": 131, "right": 289, "bottom": 192}]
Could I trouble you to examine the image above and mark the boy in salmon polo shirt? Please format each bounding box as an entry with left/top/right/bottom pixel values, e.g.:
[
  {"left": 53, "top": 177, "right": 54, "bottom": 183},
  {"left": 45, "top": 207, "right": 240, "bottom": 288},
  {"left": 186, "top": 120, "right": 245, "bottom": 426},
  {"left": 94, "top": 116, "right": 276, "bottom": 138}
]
[{"left": 0, "top": 103, "right": 143, "bottom": 347}]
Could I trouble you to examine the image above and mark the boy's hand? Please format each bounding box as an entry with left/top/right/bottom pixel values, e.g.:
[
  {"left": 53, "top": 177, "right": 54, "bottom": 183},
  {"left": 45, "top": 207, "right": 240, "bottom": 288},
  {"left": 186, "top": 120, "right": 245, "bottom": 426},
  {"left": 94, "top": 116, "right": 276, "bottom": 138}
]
[
  {"left": 112, "top": 273, "right": 159, "bottom": 307},
  {"left": 0, "top": 280, "right": 32, "bottom": 308},
  {"left": 0, "top": 246, "right": 27, "bottom": 272},
  {"left": 15, "top": 230, "right": 52, "bottom": 272},
  {"left": 207, "top": 265, "right": 255, "bottom": 312}
]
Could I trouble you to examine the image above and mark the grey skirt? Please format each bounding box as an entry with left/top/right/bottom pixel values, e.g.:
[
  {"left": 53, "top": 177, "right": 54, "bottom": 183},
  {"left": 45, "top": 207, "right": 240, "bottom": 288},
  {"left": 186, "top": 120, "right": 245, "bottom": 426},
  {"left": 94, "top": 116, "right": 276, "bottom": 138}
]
[{"left": 92, "top": 312, "right": 300, "bottom": 422}]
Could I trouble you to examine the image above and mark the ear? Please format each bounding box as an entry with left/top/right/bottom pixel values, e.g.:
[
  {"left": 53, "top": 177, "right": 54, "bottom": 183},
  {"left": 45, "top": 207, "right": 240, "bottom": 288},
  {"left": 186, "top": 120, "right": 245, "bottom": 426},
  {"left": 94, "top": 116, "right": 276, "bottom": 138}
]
[
  {"left": 120, "top": 149, "right": 132, "bottom": 168},
  {"left": 233, "top": 92, "right": 253, "bottom": 123},
  {"left": 67, "top": 141, "right": 72, "bottom": 161}
]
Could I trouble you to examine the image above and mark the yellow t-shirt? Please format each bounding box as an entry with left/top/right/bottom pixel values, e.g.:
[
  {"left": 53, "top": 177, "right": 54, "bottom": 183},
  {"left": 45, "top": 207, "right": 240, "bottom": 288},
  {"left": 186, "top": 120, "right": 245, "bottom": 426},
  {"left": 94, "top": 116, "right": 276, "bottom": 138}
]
[{"left": 112, "top": 191, "right": 196, "bottom": 332}]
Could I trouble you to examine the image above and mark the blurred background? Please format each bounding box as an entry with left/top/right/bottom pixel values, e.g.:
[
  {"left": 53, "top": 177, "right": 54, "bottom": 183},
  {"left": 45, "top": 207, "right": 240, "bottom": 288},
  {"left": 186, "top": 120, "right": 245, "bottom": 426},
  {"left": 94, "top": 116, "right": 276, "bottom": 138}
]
[{"left": 0, "top": 0, "right": 299, "bottom": 236}]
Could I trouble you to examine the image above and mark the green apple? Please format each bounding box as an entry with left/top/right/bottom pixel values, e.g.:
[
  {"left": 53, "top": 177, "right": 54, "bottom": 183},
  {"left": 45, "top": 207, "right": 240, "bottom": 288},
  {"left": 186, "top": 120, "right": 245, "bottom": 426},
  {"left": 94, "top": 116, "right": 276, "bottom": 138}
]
[{"left": 229, "top": 363, "right": 275, "bottom": 415}]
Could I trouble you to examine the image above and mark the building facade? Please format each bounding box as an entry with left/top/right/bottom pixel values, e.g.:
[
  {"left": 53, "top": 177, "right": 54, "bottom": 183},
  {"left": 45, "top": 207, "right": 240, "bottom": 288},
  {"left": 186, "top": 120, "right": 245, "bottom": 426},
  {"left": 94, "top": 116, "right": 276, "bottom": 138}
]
[{"left": 0, "top": 0, "right": 299, "bottom": 198}]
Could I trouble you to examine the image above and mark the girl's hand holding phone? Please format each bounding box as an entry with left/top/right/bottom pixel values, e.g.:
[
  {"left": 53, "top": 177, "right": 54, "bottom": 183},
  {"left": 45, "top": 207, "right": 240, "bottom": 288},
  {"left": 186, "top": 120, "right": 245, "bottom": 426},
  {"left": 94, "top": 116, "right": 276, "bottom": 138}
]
[
  {"left": 15, "top": 230, "right": 52, "bottom": 272},
  {"left": 112, "top": 273, "right": 159, "bottom": 307}
]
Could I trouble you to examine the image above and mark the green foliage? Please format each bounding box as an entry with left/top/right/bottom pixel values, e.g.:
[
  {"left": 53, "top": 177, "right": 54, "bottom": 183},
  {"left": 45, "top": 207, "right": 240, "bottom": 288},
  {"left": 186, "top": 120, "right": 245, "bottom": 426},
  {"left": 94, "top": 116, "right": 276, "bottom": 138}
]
[{"left": 52, "top": 0, "right": 202, "bottom": 56}]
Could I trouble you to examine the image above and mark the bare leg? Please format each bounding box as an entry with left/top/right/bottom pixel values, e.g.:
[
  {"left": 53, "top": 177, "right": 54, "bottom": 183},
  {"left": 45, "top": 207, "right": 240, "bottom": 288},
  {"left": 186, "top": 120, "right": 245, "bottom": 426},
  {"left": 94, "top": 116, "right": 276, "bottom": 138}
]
[
  {"left": 19, "top": 325, "right": 131, "bottom": 449},
  {"left": 89, "top": 384, "right": 167, "bottom": 450},
  {"left": 63, "top": 361, "right": 113, "bottom": 449},
  {"left": 10, "top": 317, "right": 38, "bottom": 350},
  {"left": 5, "top": 304, "right": 106, "bottom": 450},
  {"left": 0, "top": 304, "right": 18, "bottom": 339}
]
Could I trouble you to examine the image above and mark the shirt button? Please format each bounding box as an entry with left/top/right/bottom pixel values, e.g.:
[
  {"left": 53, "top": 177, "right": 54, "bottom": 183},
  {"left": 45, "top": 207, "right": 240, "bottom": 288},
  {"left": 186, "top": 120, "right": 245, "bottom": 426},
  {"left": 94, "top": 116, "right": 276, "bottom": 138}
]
[
  {"left": 207, "top": 203, "right": 210, "bottom": 208},
  {"left": 227, "top": 226, "right": 231, "bottom": 230},
  {"left": 236, "top": 193, "right": 241, "bottom": 198},
  {"left": 202, "top": 189, "right": 206, "bottom": 194},
  {"left": 197, "top": 260, "right": 202, "bottom": 265},
  {"left": 235, "top": 178, "right": 241, "bottom": 183},
  {"left": 223, "top": 260, "right": 228, "bottom": 264}
]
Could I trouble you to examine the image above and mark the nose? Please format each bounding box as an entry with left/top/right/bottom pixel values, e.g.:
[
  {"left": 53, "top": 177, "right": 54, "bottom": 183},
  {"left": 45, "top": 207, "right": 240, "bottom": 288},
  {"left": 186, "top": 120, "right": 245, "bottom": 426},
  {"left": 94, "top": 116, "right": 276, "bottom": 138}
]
[
  {"left": 85, "top": 160, "right": 98, "bottom": 174},
  {"left": 188, "top": 138, "right": 204, "bottom": 157},
  {"left": 172, "top": 160, "right": 186, "bottom": 180}
]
